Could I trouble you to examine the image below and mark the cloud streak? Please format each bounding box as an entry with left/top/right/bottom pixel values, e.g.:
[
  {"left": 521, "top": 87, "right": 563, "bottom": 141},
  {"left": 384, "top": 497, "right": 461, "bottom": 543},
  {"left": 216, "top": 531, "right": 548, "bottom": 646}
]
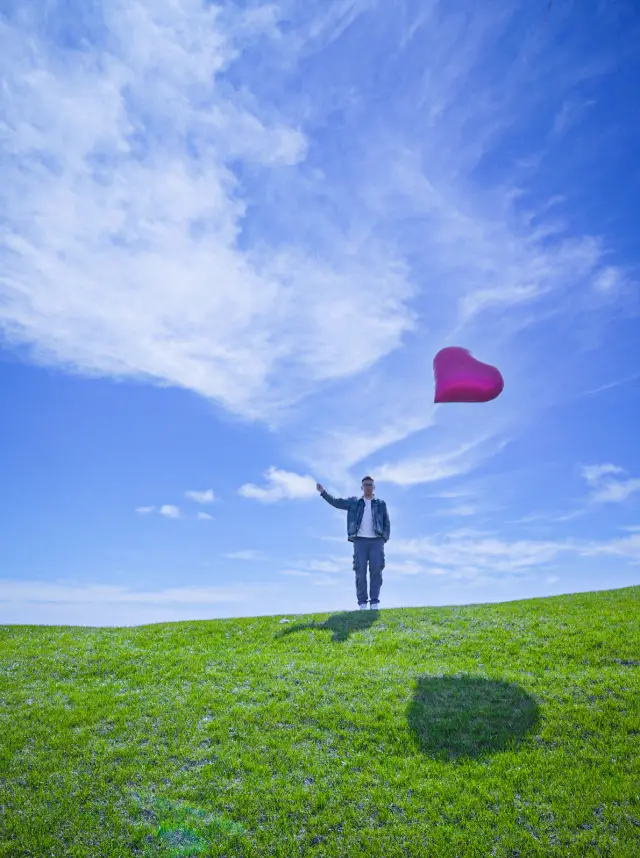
[
  {"left": 225, "top": 550, "right": 266, "bottom": 561},
  {"left": 375, "top": 436, "right": 509, "bottom": 487}
]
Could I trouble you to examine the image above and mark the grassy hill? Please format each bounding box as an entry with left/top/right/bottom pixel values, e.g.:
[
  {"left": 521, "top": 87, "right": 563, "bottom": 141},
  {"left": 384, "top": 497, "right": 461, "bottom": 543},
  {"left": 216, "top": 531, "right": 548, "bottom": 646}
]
[{"left": 1, "top": 586, "right": 639, "bottom": 857}]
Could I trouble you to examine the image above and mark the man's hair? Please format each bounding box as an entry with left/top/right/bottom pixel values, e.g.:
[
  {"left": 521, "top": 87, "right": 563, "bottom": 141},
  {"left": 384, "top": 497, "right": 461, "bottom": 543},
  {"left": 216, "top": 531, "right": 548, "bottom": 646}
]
[{"left": 361, "top": 476, "right": 374, "bottom": 483}]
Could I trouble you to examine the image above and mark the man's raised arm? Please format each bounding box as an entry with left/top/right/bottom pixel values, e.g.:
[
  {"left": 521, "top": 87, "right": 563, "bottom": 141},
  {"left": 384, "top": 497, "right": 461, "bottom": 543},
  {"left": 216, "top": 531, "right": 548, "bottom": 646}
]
[{"left": 316, "top": 483, "right": 351, "bottom": 510}]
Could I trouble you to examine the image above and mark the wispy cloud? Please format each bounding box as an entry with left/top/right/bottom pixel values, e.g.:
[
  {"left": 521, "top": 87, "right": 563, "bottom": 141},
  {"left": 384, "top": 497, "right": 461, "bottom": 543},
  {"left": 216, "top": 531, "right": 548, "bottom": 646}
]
[
  {"left": 274, "top": 554, "right": 350, "bottom": 585},
  {"left": 581, "top": 532, "right": 640, "bottom": 565},
  {"left": 581, "top": 464, "right": 625, "bottom": 483},
  {"left": 0, "top": 0, "right": 414, "bottom": 426},
  {"left": 1, "top": 0, "right": 633, "bottom": 488},
  {"left": 224, "top": 550, "right": 265, "bottom": 561},
  {"left": 0, "top": 577, "right": 282, "bottom": 625},
  {"left": 508, "top": 461, "right": 640, "bottom": 524},
  {"left": 280, "top": 556, "right": 345, "bottom": 574},
  {"left": 385, "top": 560, "right": 448, "bottom": 577},
  {"left": 0, "top": 579, "right": 250, "bottom": 605},
  {"left": 431, "top": 488, "right": 476, "bottom": 500},
  {"left": 393, "top": 531, "right": 576, "bottom": 576},
  {"left": 306, "top": 559, "right": 343, "bottom": 573},
  {"left": 280, "top": 528, "right": 640, "bottom": 584},
  {"left": 552, "top": 463, "right": 640, "bottom": 521},
  {"left": 135, "top": 506, "right": 155, "bottom": 515},
  {"left": 577, "top": 375, "right": 640, "bottom": 398},
  {"left": 580, "top": 463, "right": 640, "bottom": 505},
  {"left": 375, "top": 437, "right": 508, "bottom": 488},
  {"left": 185, "top": 489, "right": 216, "bottom": 504},
  {"left": 392, "top": 527, "right": 640, "bottom": 577},
  {"left": 238, "top": 467, "right": 317, "bottom": 502},
  {"left": 435, "top": 504, "right": 479, "bottom": 518},
  {"left": 197, "top": 511, "right": 214, "bottom": 521}
]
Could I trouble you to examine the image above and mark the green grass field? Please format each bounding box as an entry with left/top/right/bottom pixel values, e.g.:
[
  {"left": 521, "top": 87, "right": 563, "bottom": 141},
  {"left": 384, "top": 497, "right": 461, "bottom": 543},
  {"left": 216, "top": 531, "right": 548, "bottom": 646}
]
[{"left": 1, "top": 585, "right": 639, "bottom": 857}]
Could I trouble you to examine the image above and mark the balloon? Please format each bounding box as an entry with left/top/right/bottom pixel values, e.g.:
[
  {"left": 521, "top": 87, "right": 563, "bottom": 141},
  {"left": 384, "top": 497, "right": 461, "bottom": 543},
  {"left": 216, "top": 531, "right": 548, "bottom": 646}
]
[{"left": 433, "top": 347, "right": 504, "bottom": 403}]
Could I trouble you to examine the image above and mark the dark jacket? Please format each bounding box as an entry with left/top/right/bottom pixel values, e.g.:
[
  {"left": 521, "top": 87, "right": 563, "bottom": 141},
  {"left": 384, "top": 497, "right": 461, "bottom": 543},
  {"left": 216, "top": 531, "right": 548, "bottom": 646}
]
[{"left": 320, "top": 491, "right": 390, "bottom": 542}]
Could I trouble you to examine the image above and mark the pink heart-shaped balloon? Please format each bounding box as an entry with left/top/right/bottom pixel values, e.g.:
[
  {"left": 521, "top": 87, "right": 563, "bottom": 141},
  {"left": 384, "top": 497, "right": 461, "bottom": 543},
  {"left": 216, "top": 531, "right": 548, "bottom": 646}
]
[{"left": 433, "top": 347, "right": 504, "bottom": 403}]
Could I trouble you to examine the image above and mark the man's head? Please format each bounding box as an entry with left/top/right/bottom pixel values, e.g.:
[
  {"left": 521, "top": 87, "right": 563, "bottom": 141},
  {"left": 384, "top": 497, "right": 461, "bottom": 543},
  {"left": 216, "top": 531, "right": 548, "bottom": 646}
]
[{"left": 361, "top": 476, "right": 375, "bottom": 498}]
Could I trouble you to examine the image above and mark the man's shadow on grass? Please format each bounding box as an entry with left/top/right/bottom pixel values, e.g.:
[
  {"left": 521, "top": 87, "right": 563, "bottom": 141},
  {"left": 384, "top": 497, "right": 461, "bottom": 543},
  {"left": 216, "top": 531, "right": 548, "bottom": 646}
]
[
  {"left": 277, "top": 611, "right": 378, "bottom": 643},
  {"left": 407, "top": 674, "right": 540, "bottom": 760}
]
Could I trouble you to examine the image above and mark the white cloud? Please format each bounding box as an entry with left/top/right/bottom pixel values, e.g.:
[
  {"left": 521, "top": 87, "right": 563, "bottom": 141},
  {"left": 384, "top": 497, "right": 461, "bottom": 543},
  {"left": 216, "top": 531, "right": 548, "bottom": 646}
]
[
  {"left": 580, "top": 463, "right": 640, "bottom": 505},
  {"left": 391, "top": 527, "right": 640, "bottom": 577},
  {"left": 385, "top": 560, "right": 447, "bottom": 577},
  {"left": 0, "top": 578, "right": 285, "bottom": 625},
  {"left": 375, "top": 437, "right": 508, "bottom": 488},
  {"left": 580, "top": 533, "right": 640, "bottom": 563},
  {"left": 590, "top": 480, "right": 640, "bottom": 504},
  {"left": 283, "top": 557, "right": 346, "bottom": 575},
  {"left": 197, "top": 511, "right": 214, "bottom": 521},
  {"left": 185, "top": 489, "right": 216, "bottom": 504},
  {"left": 432, "top": 488, "right": 475, "bottom": 499},
  {"left": 516, "top": 463, "right": 640, "bottom": 523},
  {"left": 311, "top": 576, "right": 339, "bottom": 587},
  {"left": 436, "top": 504, "right": 478, "bottom": 518},
  {"left": 578, "top": 374, "right": 640, "bottom": 398},
  {"left": 306, "top": 559, "right": 343, "bottom": 573},
  {"left": 0, "top": 0, "right": 631, "bottom": 488},
  {"left": 592, "top": 266, "right": 624, "bottom": 294},
  {"left": 238, "top": 467, "right": 317, "bottom": 502},
  {"left": 0, "top": 0, "right": 415, "bottom": 425},
  {"left": 0, "top": 579, "right": 257, "bottom": 606},
  {"left": 581, "top": 463, "right": 625, "bottom": 484},
  {"left": 296, "top": 410, "right": 436, "bottom": 486},
  {"left": 135, "top": 506, "right": 155, "bottom": 514},
  {"left": 393, "top": 532, "right": 575, "bottom": 574},
  {"left": 225, "top": 550, "right": 265, "bottom": 561},
  {"left": 274, "top": 554, "right": 353, "bottom": 582},
  {"left": 159, "top": 504, "right": 181, "bottom": 519}
]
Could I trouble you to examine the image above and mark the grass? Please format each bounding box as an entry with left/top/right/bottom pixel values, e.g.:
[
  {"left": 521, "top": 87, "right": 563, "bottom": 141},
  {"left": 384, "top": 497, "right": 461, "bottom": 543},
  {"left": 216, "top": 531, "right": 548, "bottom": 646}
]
[{"left": 0, "top": 585, "right": 639, "bottom": 857}]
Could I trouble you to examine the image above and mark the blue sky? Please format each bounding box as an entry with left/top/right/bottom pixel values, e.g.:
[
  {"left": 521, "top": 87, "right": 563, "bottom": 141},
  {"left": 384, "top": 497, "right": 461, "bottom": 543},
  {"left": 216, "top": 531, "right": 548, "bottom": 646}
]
[{"left": 1, "top": 0, "right": 639, "bottom": 625}]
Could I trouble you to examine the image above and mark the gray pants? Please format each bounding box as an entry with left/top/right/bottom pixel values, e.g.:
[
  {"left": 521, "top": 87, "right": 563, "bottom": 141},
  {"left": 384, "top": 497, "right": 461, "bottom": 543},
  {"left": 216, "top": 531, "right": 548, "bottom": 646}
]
[{"left": 353, "top": 537, "right": 385, "bottom": 604}]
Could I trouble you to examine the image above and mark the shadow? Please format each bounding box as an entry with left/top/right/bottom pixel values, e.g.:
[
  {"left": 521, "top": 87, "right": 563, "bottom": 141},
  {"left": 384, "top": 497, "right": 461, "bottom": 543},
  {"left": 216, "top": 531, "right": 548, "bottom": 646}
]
[
  {"left": 277, "top": 611, "right": 379, "bottom": 643},
  {"left": 407, "top": 674, "right": 540, "bottom": 760}
]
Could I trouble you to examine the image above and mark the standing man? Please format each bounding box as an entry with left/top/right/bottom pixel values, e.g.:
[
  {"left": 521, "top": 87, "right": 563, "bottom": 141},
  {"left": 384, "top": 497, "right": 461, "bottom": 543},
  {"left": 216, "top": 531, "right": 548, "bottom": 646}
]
[{"left": 316, "top": 477, "right": 390, "bottom": 611}]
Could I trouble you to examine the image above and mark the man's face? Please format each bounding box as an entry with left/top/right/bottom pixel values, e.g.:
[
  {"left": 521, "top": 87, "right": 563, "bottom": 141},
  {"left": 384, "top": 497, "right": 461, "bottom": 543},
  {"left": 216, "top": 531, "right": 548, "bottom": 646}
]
[{"left": 362, "top": 479, "right": 374, "bottom": 497}]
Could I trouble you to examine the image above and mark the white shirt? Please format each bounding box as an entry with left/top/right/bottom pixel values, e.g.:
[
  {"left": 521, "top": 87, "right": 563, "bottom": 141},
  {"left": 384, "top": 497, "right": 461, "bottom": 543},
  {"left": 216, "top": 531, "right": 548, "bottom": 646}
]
[{"left": 357, "top": 497, "right": 376, "bottom": 537}]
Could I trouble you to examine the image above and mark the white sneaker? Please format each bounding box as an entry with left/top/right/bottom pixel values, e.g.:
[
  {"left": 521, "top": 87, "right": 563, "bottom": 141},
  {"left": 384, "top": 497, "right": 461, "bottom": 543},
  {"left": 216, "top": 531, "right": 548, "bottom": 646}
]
[
  {"left": 358, "top": 603, "right": 367, "bottom": 611},
  {"left": 369, "top": 601, "right": 380, "bottom": 610}
]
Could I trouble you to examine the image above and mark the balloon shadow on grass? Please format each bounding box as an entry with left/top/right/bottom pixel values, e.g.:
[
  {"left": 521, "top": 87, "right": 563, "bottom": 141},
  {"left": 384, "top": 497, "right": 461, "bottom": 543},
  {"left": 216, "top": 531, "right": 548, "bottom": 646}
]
[
  {"left": 407, "top": 674, "right": 540, "bottom": 760},
  {"left": 277, "top": 611, "right": 378, "bottom": 643}
]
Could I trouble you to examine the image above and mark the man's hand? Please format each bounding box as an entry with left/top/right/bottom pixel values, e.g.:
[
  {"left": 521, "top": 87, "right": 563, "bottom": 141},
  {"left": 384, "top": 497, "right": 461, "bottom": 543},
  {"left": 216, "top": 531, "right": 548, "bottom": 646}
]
[{"left": 316, "top": 483, "right": 324, "bottom": 493}]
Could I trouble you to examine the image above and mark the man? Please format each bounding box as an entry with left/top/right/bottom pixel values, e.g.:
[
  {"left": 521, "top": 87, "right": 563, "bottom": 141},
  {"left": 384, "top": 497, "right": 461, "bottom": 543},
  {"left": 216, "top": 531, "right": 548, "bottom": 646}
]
[{"left": 316, "top": 476, "right": 390, "bottom": 611}]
